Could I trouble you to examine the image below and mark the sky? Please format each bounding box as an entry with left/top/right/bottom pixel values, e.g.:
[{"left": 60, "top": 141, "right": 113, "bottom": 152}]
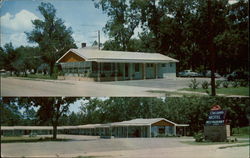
[
  {"left": 0, "top": 0, "right": 238, "bottom": 48},
  {"left": 0, "top": 0, "right": 109, "bottom": 48}
]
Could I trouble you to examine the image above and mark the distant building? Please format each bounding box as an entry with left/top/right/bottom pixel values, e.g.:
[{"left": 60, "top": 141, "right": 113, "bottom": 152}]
[
  {"left": 56, "top": 48, "right": 178, "bottom": 81},
  {"left": 1, "top": 118, "right": 189, "bottom": 137}
]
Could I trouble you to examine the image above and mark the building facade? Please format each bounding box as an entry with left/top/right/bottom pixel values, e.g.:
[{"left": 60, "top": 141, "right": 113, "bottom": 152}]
[
  {"left": 56, "top": 49, "right": 178, "bottom": 81},
  {"left": 1, "top": 118, "right": 188, "bottom": 138}
]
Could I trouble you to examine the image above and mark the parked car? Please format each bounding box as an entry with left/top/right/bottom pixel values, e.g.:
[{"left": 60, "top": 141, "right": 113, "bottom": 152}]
[
  {"left": 205, "top": 71, "right": 221, "bottom": 78},
  {"left": 226, "top": 71, "right": 249, "bottom": 81},
  {"left": 178, "top": 70, "right": 200, "bottom": 77}
]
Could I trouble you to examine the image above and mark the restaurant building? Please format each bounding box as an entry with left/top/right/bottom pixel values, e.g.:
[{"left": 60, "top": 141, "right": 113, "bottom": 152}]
[{"left": 56, "top": 48, "right": 178, "bottom": 81}]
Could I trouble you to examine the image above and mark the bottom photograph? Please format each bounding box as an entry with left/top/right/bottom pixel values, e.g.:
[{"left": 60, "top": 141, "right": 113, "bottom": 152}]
[{"left": 1, "top": 97, "right": 249, "bottom": 158}]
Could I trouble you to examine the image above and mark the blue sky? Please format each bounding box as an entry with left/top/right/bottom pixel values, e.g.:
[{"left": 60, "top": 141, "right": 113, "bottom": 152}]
[{"left": 0, "top": 0, "right": 109, "bottom": 48}]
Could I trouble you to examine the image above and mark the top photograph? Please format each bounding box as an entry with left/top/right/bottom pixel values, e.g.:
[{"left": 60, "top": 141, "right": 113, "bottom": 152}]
[{"left": 0, "top": 0, "right": 248, "bottom": 97}]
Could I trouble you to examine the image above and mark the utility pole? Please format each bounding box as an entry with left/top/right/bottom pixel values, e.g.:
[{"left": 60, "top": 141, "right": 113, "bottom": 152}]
[
  {"left": 208, "top": 0, "right": 216, "bottom": 96},
  {"left": 98, "top": 30, "right": 100, "bottom": 50}
]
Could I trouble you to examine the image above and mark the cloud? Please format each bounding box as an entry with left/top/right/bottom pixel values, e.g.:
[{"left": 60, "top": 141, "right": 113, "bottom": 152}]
[
  {"left": 1, "top": 32, "right": 37, "bottom": 48},
  {"left": 1, "top": 9, "right": 39, "bottom": 31}
]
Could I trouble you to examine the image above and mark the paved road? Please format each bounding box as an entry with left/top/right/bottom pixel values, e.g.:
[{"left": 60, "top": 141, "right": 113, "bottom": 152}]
[
  {"left": 1, "top": 77, "right": 221, "bottom": 97},
  {"left": 1, "top": 135, "right": 248, "bottom": 158},
  {"left": 1, "top": 77, "right": 164, "bottom": 97}
]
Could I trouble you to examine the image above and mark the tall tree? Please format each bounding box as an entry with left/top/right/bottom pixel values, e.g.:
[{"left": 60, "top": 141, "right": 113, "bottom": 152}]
[
  {"left": 94, "top": 0, "right": 140, "bottom": 51},
  {"left": 1, "top": 43, "right": 18, "bottom": 75},
  {"left": 20, "top": 97, "right": 79, "bottom": 139},
  {"left": 26, "top": 2, "right": 77, "bottom": 76},
  {"left": 1, "top": 98, "right": 22, "bottom": 126}
]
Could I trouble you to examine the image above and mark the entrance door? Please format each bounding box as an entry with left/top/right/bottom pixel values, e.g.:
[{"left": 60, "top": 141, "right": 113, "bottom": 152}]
[{"left": 158, "top": 126, "right": 165, "bottom": 134}]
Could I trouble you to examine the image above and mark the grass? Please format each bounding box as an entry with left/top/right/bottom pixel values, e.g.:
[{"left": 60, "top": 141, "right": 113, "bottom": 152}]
[
  {"left": 22, "top": 74, "right": 57, "bottom": 80},
  {"left": 1, "top": 73, "right": 57, "bottom": 80},
  {"left": 181, "top": 139, "right": 249, "bottom": 146},
  {"left": 180, "top": 87, "right": 249, "bottom": 96},
  {"left": 147, "top": 90, "right": 205, "bottom": 97},
  {"left": 232, "top": 126, "right": 249, "bottom": 138},
  {"left": 1, "top": 136, "right": 70, "bottom": 143}
]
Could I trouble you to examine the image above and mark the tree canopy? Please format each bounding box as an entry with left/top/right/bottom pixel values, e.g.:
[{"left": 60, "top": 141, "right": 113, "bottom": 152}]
[
  {"left": 96, "top": 0, "right": 248, "bottom": 74},
  {"left": 18, "top": 97, "right": 79, "bottom": 139},
  {"left": 26, "top": 2, "right": 77, "bottom": 76}
]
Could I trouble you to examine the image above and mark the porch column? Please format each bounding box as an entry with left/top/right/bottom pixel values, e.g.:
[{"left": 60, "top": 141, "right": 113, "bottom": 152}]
[
  {"left": 123, "top": 63, "right": 125, "bottom": 80},
  {"left": 143, "top": 63, "right": 146, "bottom": 80},
  {"left": 115, "top": 63, "right": 118, "bottom": 81},
  {"left": 110, "top": 127, "right": 112, "bottom": 136},
  {"left": 97, "top": 62, "right": 100, "bottom": 82},
  {"left": 127, "top": 126, "right": 128, "bottom": 138},
  {"left": 149, "top": 125, "right": 151, "bottom": 138}
]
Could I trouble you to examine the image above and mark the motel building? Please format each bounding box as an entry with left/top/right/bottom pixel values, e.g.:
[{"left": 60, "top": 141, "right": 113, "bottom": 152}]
[
  {"left": 56, "top": 47, "right": 178, "bottom": 81},
  {"left": 1, "top": 118, "right": 189, "bottom": 138}
]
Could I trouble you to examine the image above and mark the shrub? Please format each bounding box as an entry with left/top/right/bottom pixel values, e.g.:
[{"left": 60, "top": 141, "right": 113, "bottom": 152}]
[
  {"left": 215, "top": 80, "right": 222, "bottom": 88},
  {"left": 201, "top": 81, "right": 209, "bottom": 89},
  {"left": 194, "top": 132, "right": 204, "bottom": 142},
  {"left": 189, "top": 79, "right": 199, "bottom": 89},
  {"left": 238, "top": 79, "right": 248, "bottom": 87},
  {"left": 222, "top": 81, "right": 229, "bottom": 88},
  {"left": 232, "top": 81, "right": 239, "bottom": 88}
]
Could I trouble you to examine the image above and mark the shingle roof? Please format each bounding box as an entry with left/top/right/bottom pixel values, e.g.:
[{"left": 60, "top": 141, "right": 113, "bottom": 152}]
[
  {"left": 110, "top": 118, "right": 177, "bottom": 126},
  {"left": 1, "top": 126, "right": 52, "bottom": 130},
  {"left": 57, "top": 48, "right": 178, "bottom": 63},
  {"left": 1, "top": 119, "right": 188, "bottom": 131}
]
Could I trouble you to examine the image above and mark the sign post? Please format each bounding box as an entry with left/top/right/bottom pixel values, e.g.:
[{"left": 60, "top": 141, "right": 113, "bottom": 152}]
[{"left": 204, "top": 105, "right": 230, "bottom": 142}]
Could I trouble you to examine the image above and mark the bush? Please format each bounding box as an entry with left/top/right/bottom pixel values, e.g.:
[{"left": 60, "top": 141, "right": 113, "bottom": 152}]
[
  {"left": 238, "top": 79, "right": 248, "bottom": 87},
  {"left": 232, "top": 81, "right": 239, "bottom": 88},
  {"left": 201, "top": 81, "right": 209, "bottom": 89},
  {"left": 222, "top": 81, "right": 229, "bottom": 88},
  {"left": 189, "top": 79, "right": 199, "bottom": 89},
  {"left": 194, "top": 132, "right": 204, "bottom": 142},
  {"left": 215, "top": 80, "right": 222, "bottom": 88}
]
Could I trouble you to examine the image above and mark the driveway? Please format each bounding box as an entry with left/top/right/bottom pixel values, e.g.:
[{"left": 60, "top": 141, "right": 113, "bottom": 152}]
[
  {"left": 1, "top": 135, "right": 248, "bottom": 158},
  {"left": 1, "top": 77, "right": 223, "bottom": 97}
]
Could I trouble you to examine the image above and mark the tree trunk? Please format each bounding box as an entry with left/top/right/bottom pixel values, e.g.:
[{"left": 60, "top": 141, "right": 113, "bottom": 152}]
[
  {"left": 52, "top": 124, "right": 57, "bottom": 140},
  {"left": 49, "top": 63, "right": 54, "bottom": 77},
  {"left": 207, "top": 0, "right": 216, "bottom": 96}
]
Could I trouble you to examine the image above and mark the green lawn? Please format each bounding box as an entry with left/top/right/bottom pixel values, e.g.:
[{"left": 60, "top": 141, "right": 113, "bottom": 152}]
[
  {"left": 147, "top": 90, "right": 205, "bottom": 97},
  {"left": 2, "top": 74, "right": 57, "bottom": 80},
  {"left": 232, "top": 126, "right": 249, "bottom": 138},
  {"left": 180, "top": 87, "right": 249, "bottom": 96},
  {"left": 181, "top": 139, "right": 249, "bottom": 146},
  {"left": 1, "top": 136, "right": 69, "bottom": 143},
  {"left": 23, "top": 74, "right": 57, "bottom": 80}
]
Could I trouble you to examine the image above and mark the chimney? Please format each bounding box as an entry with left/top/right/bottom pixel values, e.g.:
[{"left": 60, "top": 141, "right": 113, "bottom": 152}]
[{"left": 81, "top": 43, "right": 86, "bottom": 48}]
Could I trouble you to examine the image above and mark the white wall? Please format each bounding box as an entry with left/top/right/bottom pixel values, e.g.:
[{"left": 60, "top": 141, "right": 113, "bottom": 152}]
[{"left": 158, "top": 62, "right": 176, "bottom": 79}]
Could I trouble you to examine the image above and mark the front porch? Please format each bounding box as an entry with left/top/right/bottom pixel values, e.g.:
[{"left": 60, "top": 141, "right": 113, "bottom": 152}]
[{"left": 60, "top": 61, "right": 176, "bottom": 82}]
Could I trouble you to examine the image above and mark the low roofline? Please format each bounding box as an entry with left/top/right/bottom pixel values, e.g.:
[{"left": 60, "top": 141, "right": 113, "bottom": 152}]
[
  {"left": 176, "top": 124, "right": 189, "bottom": 127},
  {"left": 56, "top": 49, "right": 179, "bottom": 63}
]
